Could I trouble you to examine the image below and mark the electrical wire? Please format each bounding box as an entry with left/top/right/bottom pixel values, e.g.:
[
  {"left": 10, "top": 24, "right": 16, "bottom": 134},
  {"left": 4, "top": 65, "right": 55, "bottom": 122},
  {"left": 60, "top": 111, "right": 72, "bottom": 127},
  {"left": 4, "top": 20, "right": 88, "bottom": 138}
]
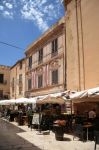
[{"left": 0, "top": 41, "right": 24, "bottom": 50}]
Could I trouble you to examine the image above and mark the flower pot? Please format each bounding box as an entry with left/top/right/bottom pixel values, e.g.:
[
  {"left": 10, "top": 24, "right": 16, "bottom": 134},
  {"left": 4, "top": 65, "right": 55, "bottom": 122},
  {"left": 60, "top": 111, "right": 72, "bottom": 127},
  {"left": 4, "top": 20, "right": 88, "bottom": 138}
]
[{"left": 53, "top": 124, "right": 64, "bottom": 141}]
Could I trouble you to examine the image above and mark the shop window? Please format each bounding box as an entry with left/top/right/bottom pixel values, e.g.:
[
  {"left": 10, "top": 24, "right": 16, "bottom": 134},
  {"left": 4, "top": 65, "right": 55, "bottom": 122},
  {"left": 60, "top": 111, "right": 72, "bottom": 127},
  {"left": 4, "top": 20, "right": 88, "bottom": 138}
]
[{"left": 52, "top": 69, "right": 58, "bottom": 84}]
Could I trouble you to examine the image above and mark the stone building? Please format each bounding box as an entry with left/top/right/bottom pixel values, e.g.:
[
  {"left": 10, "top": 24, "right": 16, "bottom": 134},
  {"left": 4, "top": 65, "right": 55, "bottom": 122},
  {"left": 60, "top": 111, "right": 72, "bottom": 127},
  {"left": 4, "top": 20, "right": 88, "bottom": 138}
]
[
  {"left": 64, "top": 0, "right": 99, "bottom": 91},
  {"left": 10, "top": 58, "right": 26, "bottom": 99},
  {"left": 0, "top": 65, "right": 10, "bottom": 100},
  {"left": 25, "top": 17, "right": 66, "bottom": 97}
]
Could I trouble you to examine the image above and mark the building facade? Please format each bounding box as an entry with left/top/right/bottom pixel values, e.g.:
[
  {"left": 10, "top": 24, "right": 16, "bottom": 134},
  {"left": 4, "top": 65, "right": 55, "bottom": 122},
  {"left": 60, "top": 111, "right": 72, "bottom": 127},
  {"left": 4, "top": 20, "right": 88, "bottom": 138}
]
[
  {"left": 25, "top": 17, "right": 66, "bottom": 97},
  {"left": 10, "top": 58, "right": 26, "bottom": 99},
  {"left": 0, "top": 65, "right": 10, "bottom": 100},
  {"left": 64, "top": 0, "right": 99, "bottom": 91}
]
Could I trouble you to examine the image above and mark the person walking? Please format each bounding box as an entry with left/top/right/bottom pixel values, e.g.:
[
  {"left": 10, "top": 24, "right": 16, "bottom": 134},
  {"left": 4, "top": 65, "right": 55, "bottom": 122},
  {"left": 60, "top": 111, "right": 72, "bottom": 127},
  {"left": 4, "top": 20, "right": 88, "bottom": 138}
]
[{"left": 27, "top": 107, "right": 33, "bottom": 128}]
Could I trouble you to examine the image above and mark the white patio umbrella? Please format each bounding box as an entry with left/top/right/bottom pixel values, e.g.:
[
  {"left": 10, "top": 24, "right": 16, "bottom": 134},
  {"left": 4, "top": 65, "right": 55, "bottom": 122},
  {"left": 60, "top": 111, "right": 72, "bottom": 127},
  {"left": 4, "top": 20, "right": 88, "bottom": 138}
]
[
  {"left": 16, "top": 97, "right": 37, "bottom": 104},
  {"left": 36, "top": 95, "right": 65, "bottom": 105},
  {"left": 28, "top": 97, "right": 37, "bottom": 104},
  {"left": 0, "top": 99, "right": 16, "bottom": 105},
  {"left": 16, "top": 97, "right": 29, "bottom": 104}
]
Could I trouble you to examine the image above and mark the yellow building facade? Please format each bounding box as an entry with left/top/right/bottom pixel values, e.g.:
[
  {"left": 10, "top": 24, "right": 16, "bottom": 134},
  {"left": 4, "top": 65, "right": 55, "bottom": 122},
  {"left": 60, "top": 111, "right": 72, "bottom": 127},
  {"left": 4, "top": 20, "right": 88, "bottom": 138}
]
[
  {"left": 0, "top": 65, "right": 10, "bottom": 99},
  {"left": 64, "top": 0, "right": 99, "bottom": 91},
  {"left": 10, "top": 58, "right": 26, "bottom": 99},
  {"left": 25, "top": 17, "right": 66, "bottom": 97}
]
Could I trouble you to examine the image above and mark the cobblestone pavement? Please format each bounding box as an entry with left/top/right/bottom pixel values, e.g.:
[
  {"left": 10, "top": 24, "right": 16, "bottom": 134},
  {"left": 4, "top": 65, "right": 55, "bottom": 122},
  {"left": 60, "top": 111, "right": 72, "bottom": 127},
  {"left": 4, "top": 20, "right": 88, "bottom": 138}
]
[
  {"left": 0, "top": 119, "right": 41, "bottom": 150},
  {"left": 0, "top": 118, "right": 98, "bottom": 150}
]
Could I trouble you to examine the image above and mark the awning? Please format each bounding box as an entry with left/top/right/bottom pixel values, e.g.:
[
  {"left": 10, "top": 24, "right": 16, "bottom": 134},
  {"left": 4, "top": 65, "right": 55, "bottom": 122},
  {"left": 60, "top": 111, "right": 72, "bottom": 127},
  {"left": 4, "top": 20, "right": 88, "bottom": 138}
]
[
  {"left": 16, "top": 97, "right": 37, "bottom": 104},
  {"left": 36, "top": 95, "right": 66, "bottom": 105},
  {"left": 70, "top": 87, "right": 99, "bottom": 103},
  {"left": 0, "top": 99, "right": 16, "bottom": 105}
]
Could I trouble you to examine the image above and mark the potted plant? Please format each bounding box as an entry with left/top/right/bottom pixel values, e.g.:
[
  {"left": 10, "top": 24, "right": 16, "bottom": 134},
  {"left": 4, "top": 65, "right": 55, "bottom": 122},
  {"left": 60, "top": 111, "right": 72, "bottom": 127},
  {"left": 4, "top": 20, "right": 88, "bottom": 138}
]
[{"left": 53, "top": 119, "right": 66, "bottom": 141}]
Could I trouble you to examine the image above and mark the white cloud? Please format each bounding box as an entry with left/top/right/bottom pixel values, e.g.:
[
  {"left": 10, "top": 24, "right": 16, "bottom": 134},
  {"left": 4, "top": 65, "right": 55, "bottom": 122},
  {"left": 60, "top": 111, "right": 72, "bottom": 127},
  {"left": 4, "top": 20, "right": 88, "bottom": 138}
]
[
  {"left": 3, "top": 11, "right": 13, "bottom": 19},
  {"left": 5, "top": 3, "right": 13, "bottom": 9},
  {"left": 21, "top": 3, "right": 48, "bottom": 31},
  {"left": 20, "top": 0, "right": 63, "bottom": 32},
  {"left": 0, "top": 0, "right": 64, "bottom": 31},
  {"left": 0, "top": 5, "right": 4, "bottom": 10}
]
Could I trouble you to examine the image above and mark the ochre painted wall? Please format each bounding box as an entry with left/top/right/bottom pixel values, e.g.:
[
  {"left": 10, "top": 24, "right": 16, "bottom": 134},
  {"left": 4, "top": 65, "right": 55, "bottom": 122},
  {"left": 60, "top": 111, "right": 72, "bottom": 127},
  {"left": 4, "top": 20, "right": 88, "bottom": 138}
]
[{"left": 64, "top": 0, "right": 99, "bottom": 91}]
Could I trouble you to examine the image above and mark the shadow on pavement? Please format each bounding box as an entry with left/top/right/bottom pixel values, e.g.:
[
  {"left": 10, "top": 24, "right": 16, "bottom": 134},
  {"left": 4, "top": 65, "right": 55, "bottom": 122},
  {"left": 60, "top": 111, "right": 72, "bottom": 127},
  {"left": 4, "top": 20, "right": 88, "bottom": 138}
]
[{"left": 0, "top": 119, "right": 42, "bottom": 150}]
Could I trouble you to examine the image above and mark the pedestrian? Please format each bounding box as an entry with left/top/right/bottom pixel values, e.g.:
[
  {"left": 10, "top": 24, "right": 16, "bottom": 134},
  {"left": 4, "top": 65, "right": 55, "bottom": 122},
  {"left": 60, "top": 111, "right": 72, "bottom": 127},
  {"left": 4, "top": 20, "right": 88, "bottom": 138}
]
[{"left": 27, "top": 107, "right": 33, "bottom": 128}]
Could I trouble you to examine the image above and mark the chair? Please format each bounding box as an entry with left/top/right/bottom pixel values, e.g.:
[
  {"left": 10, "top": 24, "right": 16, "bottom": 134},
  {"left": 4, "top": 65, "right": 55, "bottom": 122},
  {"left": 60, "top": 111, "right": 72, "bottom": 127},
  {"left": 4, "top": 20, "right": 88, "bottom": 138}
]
[
  {"left": 94, "top": 131, "right": 99, "bottom": 150},
  {"left": 73, "top": 124, "right": 84, "bottom": 141}
]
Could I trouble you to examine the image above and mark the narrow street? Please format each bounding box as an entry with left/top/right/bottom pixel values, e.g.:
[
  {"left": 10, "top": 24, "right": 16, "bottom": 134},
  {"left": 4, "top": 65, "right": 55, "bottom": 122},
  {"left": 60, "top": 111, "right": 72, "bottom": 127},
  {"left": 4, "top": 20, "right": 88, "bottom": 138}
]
[{"left": 0, "top": 119, "right": 41, "bottom": 150}]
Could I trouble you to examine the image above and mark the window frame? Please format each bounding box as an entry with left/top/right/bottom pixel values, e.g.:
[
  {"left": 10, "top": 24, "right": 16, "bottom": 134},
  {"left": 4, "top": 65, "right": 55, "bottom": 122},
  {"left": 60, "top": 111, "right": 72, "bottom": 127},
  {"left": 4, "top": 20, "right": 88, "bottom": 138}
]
[
  {"left": 38, "top": 74, "right": 43, "bottom": 88},
  {"left": 28, "top": 56, "right": 32, "bottom": 69},
  {"left": 0, "top": 74, "right": 4, "bottom": 84},
  {"left": 52, "top": 69, "right": 58, "bottom": 85},
  {"left": 38, "top": 48, "right": 43, "bottom": 64},
  {"left": 51, "top": 38, "right": 58, "bottom": 57},
  {"left": 28, "top": 79, "right": 32, "bottom": 90}
]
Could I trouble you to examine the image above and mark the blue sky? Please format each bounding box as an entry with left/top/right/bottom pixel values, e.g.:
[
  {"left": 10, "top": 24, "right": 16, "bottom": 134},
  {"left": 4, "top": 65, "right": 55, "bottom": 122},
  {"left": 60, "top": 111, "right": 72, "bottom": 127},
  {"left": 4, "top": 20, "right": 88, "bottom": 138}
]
[{"left": 0, "top": 0, "right": 64, "bottom": 66}]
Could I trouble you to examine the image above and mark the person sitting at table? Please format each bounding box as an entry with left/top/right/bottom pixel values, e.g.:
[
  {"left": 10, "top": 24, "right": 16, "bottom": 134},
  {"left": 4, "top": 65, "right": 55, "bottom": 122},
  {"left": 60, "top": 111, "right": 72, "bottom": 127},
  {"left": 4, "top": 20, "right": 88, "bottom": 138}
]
[{"left": 88, "top": 109, "right": 96, "bottom": 124}]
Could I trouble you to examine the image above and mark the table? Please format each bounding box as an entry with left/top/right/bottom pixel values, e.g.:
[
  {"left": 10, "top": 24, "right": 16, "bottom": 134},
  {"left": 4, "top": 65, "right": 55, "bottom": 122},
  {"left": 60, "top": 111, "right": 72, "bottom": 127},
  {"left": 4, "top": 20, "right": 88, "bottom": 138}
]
[{"left": 83, "top": 123, "right": 93, "bottom": 141}]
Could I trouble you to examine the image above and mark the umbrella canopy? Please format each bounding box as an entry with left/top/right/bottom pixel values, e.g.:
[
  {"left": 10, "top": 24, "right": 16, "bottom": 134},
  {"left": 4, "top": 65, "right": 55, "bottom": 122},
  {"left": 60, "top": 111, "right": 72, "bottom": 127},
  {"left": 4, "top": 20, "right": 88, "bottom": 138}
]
[
  {"left": 0, "top": 100, "right": 9, "bottom": 105},
  {"left": 37, "top": 95, "right": 65, "bottom": 105},
  {"left": 0, "top": 99, "right": 16, "bottom": 105},
  {"left": 16, "top": 97, "right": 37, "bottom": 104},
  {"left": 16, "top": 97, "right": 29, "bottom": 104},
  {"left": 28, "top": 97, "right": 37, "bottom": 104}
]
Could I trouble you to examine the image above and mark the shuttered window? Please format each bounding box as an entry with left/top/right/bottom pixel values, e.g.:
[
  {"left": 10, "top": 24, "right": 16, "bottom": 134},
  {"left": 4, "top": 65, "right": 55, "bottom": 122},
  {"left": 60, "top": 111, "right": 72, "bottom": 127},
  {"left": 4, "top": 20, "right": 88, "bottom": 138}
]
[
  {"left": 28, "top": 56, "right": 32, "bottom": 68},
  {"left": 52, "top": 69, "right": 58, "bottom": 84},
  {"left": 28, "top": 79, "right": 32, "bottom": 90},
  {"left": 38, "top": 48, "right": 43, "bottom": 64},
  {"left": 38, "top": 75, "right": 43, "bottom": 88},
  {"left": 52, "top": 38, "right": 58, "bottom": 57},
  {"left": 0, "top": 74, "right": 4, "bottom": 83}
]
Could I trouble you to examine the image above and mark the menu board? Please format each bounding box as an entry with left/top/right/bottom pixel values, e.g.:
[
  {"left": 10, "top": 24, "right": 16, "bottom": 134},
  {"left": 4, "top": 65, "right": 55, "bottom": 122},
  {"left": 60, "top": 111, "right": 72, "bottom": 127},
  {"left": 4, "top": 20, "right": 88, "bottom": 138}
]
[{"left": 32, "top": 113, "right": 40, "bottom": 125}]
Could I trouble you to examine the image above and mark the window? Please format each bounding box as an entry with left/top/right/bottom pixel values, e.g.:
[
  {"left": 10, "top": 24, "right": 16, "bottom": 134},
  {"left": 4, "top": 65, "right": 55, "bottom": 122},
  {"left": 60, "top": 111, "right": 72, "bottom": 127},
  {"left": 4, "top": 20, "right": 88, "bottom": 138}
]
[
  {"left": 38, "top": 48, "right": 43, "bottom": 64},
  {"left": 0, "top": 90, "right": 3, "bottom": 99},
  {"left": 52, "top": 69, "right": 58, "bottom": 84},
  {"left": 19, "top": 62, "right": 22, "bottom": 69},
  {"left": 38, "top": 75, "right": 43, "bottom": 88},
  {"left": 28, "top": 56, "right": 32, "bottom": 68},
  {"left": 19, "top": 86, "right": 22, "bottom": 95},
  {"left": 4, "top": 95, "right": 8, "bottom": 99},
  {"left": 19, "top": 74, "right": 22, "bottom": 95},
  {"left": 28, "top": 79, "right": 32, "bottom": 90},
  {"left": 51, "top": 38, "right": 58, "bottom": 57},
  {"left": 19, "top": 74, "right": 22, "bottom": 84},
  {"left": 0, "top": 74, "right": 4, "bottom": 84},
  {"left": 12, "top": 78, "right": 14, "bottom": 92}
]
